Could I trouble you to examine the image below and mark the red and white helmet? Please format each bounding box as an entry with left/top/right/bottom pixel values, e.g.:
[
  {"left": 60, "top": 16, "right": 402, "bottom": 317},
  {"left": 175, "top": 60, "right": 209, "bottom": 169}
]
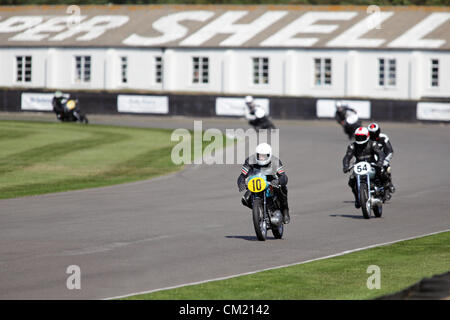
[
  {"left": 354, "top": 127, "right": 369, "bottom": 144},
  {"left": 368, "top": 123, "right": 380, "bottom": 140}
]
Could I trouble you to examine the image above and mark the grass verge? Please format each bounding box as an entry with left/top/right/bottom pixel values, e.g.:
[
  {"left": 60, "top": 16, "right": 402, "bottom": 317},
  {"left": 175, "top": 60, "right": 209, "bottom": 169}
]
[
  {"left": 123, "top": 231, "right": 450, "bottom": 300},
  {"left": 0, "top": 120, "right": 230, "bottom": 199}
]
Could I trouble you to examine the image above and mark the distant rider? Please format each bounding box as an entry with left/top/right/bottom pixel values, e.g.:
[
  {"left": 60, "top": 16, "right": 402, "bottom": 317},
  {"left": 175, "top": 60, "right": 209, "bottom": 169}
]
[
  {"left": 368, "top": 123, "right": 396, "bottom": 195},
  {"left": 237, "top": 143, "right": 290, "bottom": 224},
  {"left": 52, "top": 91, "right": 65, "bottom": 121},
  {"left": 244, "top": 96, "right": 275, "bottom": 130},
  {"left": 335, "top": 101, "right": 360, "bottom": 139},
  {"left": 343, "top": 127, "right": 386, "bottom": 208}
]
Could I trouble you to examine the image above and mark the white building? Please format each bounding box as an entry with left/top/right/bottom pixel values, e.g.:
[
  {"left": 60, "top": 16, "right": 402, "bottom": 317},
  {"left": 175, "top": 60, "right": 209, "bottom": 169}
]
[{"left": 0, "top": 5, "right": 449, "bottom": 100}]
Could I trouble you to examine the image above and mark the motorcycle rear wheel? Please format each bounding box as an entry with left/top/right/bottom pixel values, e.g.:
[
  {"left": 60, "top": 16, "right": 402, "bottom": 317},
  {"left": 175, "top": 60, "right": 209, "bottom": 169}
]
[
  {"left": 373, "top": 203, "right": 382, "bottom": 218},
  {"left": 272, "top": 222, "right": 283, "bottom": 239},
  {"left": 252, "top": 199, "right": 267, "bottom": 241}
]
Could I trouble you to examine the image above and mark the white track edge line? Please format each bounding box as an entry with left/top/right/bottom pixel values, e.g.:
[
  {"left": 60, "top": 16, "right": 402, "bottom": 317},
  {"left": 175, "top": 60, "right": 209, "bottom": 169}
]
[{"left": 104, "top": 228, "right": 450, "bottom": 300}]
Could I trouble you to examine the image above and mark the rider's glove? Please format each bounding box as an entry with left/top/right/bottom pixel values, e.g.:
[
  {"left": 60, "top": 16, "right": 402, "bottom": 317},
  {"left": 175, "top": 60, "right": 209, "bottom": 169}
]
[
  {"left": 343, "top": 166, "right": 349, "bottom": 173},
  {"left": 383, "top": 160, "right": 390, "bottom": 167},
  {"left": 270, "top": 179, "right": 279, "bottom": 187}
]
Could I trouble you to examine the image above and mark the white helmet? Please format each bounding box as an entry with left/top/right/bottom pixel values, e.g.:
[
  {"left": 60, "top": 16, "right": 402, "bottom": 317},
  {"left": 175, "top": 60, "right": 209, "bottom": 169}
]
[
  {"left": 354, "top": 127, "right": 370, "bottom": 145},
  {"left": 255, "top": 143, "right": 272, "bottom": 166},
  {"left": 336, "top": 100, "right": 349, "bottom": 109},
  {"left": 245, "top": 95, "right": 254, "bottom": 105}
]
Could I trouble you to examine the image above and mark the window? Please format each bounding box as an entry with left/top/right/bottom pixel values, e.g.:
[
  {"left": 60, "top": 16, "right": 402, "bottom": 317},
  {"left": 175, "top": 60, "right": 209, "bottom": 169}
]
[
  {"left": 252, "top": 57, "right": 269, "bottom": 84},
  {"left": 75, "top": 56, "right": 91, "bottom": 83},
  {"left": 192, "top": 57, "right": 209, "bottom": 84},
  {"left": 314, "top": 58, "right": 332, "bottom": 86},
  {"left": 16, "top": 56, "right": 32, "bottom": 83},
  {"left": 431, "top": 59, "right": 439, "bottom": 87},
  {"left": 378, "top": 58, "right": 396, "bottom": 87},
  {"left": 120, "top": 56, "right": 128, "bottom": 84},
  {"left": 155, "top": 56, "right": 163, "bottom": 84}
]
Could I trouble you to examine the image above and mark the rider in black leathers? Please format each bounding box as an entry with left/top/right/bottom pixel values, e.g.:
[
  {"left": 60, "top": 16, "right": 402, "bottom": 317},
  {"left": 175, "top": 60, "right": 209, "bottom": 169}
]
[
  {"left": 237, "top": 143, "right": 290, "bottom": 224},
  {"left": 244, "top": 96, "right": 275, "bottom": 130},
  {"left": 368, "top": 123, "right": 396, "bottom": 195},
  {"left": 343, "top": 127, "right": 386, "bottom": 208},
  {"left": 335, "top": 101, "right": 361, "bottom": 139},
  {"left": 52, "top": 91, "right": 65, "bottom": 121}
]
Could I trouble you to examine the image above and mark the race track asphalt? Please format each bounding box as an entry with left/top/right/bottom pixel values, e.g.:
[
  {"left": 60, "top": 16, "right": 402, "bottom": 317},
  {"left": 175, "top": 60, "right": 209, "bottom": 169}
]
[{"left": 0, "top": 113, "right": 449, "bottom": 299}]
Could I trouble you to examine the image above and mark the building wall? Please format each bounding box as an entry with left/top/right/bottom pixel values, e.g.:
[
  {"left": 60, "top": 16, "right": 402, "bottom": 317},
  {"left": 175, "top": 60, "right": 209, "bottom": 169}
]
[{"left": 0, "top": 47, "right": 448, "bottom": 100}]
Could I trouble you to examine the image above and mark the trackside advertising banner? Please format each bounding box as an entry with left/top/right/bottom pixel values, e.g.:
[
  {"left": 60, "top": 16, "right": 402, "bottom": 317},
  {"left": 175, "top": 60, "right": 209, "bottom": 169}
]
[
  {"left": 117, "top": 95, "right": 169, "bottom": 114},
  {"left": 216, "top": 97, "right": 270, "bottom": 116},
  {"left": 21, "top": 92, "right": 53, "bottom": 111},
  {"left": 417, "top": 102, "right": 450, "bottom": 121},
  {"left": 316, "top": 99, "right": 371, "bottom": 119}
]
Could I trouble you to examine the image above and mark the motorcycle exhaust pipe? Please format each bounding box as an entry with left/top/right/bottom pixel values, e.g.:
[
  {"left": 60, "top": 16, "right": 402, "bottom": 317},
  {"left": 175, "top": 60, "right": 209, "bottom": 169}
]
[{"left": 371, "top": 198, "right": 382, "bottom": 207}]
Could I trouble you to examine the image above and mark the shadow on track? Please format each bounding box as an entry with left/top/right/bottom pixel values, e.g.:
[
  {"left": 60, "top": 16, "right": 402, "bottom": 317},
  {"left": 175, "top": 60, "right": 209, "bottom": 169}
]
[
  {"left": 225, "top": 235, "right": 277, "bottom": 241},
  {"left": 329, "top": 214, "right": 365, "bottom": 220}
]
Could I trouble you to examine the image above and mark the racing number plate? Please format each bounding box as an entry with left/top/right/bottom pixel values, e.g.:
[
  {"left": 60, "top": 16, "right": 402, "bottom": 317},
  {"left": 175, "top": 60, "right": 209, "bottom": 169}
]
[
  {"left": 248, "top": 177, "right": 267, "bottom": 193},
  {"left": 354, "top": 161, "right": 371, "bottom": 175}
]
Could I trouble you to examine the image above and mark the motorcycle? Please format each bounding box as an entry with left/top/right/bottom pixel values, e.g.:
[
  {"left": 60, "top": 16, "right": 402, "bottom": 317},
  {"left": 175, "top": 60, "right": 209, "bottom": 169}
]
[
  {"left": 246, "top": 169, "right": 284, "bottom": 241},
  {"left": 349, "top": 161, "right": 385, "bottom": 219},
  {"left": 247, "top": 108, "right": 276, "bottom": 131},
  {"left": 251, "top": 116, "right": 276, "bottom": 130},
  {"left": 59, "top": 98, "right": 89, "bottom": 124}
]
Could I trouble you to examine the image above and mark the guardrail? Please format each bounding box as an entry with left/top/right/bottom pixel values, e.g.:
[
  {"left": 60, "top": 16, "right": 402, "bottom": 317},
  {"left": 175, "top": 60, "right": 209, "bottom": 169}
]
[{"left": 1, "top": 88, "right": 449, "bottom": 122}]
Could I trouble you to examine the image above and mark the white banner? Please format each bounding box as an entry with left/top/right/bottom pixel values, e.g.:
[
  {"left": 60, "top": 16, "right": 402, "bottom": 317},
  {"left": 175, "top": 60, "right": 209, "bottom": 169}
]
[
  {"left": 216, "top": 97, "right": 269, "bottom": 116},
  {"left": 316, "top": 99, "right": 371, "bottom": 119},
  {"left": 117, "top": 95, "right": 169, "bottom": 114},
  {"left": 21, "top": 92, "right": 54, "bottom": 111},
  {"left": 417, "top": 102, "right": 450, "bottom": 121}
]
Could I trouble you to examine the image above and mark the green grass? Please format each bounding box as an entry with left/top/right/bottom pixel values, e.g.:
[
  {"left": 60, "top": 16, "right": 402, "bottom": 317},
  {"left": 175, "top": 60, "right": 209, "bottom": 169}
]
[
  {"left": 0, "top": 120, "right": 229, "bottom": 199},
  {"left": 124, "top": 231, "right": 450, "bottom": 300}
]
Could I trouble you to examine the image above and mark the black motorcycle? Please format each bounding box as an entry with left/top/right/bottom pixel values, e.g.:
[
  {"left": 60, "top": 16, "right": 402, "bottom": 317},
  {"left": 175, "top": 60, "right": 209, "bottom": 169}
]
[
  {"left": 245, "top": 168, "right": 284, "bottom": 241},
  {"left": 347, "top": 161, "right": 386, "bottom": 219},
  {"left": 57, "top": 98, "right": 88, "bottom": 124},
  {"left": 249, "top": 116, "right": 276, "bottom": 131}
]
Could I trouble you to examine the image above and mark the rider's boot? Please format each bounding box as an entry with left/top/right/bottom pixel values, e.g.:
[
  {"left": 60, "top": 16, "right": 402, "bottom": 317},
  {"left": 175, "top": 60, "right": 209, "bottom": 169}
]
[
  {"left": 352, "top": 187, "right": 361, "bottom": 208},
  {"left": 241, "top": 191, "right": 252, "bottom": 209},
  {"left": 389, "top": 182, "right": 396, "bottom": 193},
  {"left": 282, "top": 207, "right": 290, "bottom": 224},
  {"left": 279, "top": 188, "right": 290, "bottom": 224}
]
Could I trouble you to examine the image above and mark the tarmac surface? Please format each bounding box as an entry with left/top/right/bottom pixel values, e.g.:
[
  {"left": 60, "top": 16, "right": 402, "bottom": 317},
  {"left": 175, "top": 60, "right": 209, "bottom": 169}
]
[{"left": 0, "top": 112, "right": 449, "bottom": 299}]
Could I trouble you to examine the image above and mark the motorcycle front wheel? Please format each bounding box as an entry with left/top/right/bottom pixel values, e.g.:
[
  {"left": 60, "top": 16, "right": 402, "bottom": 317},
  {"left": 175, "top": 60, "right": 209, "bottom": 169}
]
[
  {"left": 252, "top": 198, "right": 267, "bottom": 241},
  {"left": 359, "top": 182, "right": 371, "bottom": 219}
]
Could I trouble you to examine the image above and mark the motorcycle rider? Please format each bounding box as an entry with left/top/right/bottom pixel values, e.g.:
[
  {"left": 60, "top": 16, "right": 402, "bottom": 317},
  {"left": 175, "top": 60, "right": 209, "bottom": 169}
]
[
  {"left": 52, "top": 91, "right": 65, "bottom": 121},
  {"left": 368, "top": 123, "right": 396, "bottom": 195},
  {"left": 237, "top": 143, "right": 290, "bottom": 224},
  {"left": 343, "top": 127, "right": 386, "bottom": 208},
  {"left": 244, "top": 96, "right": 275, "bottom": 130},
  {"left": 335, "top": 101, "right": 361, "bottom": 139}
]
